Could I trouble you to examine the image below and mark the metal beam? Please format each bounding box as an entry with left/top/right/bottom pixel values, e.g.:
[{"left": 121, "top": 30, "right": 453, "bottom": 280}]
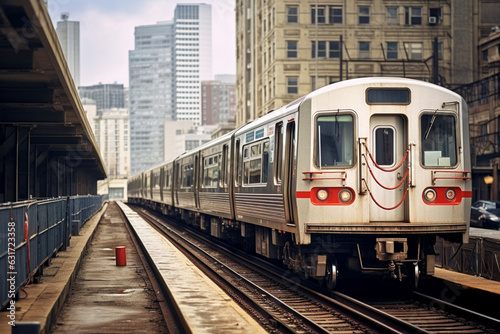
[
  {"left": 0, "top": 109, "right": 65, "bottom": 123},
  {"left": 0, "top": 87, "right": 54, "bottom": 103}
]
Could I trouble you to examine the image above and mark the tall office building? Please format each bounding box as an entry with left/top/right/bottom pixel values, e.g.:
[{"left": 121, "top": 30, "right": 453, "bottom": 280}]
[
  {"left": 174, "top": 4, "right": 212, "bottom": 124},
  {"left": 129, "top": 21, "right": 175, "bottom": 175},
  {"left": 55, "top": 13, "right": 80, "bottom": 87},
  {"left": 129, "top": 3, "right": 212, "bottom": 175},
  {"left": 79, "top": 83, "right": 125, "bottom": 115}
]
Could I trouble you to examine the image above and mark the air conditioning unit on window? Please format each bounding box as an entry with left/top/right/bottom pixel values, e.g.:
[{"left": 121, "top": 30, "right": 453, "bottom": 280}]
[{"left": 429, "top": 16, "right": 437, "bottom": 25}]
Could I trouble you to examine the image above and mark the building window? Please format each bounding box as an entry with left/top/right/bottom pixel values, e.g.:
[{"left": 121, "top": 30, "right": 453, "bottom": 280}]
[
  {"left": 287, "top": 77, "right": 298, "bottom": 94},
  {"left": 311, "top": 5, "right": 326, "bottom": 24},
  {"left": 329, "top": 41, "right": 340, "bottom": 58},
  {"left": 312, "top": 41, "right": 326, "bottom": 58},
  {"left": 358, "top": 6, "right": 370, "bottom": 24},
  {"left": 287, "top": 6, "right": 298, "bottom": 23},
  {"left": 287, "top": 41, "right": 298, "bottom": 58},
  {"left": 429, "top": 8, "right": 442, "bottom": 25},
  {"left": 482, "top": 50, "right": 488, "bottom": 62},
  {"left": 386, "top": 7, "right": 398, "bottom": 25},
  {"left": 329, "top": 6, "right": 343, "bottom": 24},
  {"left": 386, "top": 42, "right": 398, "bottom": 59},
  {"left": 405, "top": 7, "right": 422, "bottom": 25},
  {"left": 404, "top": 42, "right": 422, "bottom": 60},
  {"left": 359, "top": 41, "right": 370, "bottom": 59}
]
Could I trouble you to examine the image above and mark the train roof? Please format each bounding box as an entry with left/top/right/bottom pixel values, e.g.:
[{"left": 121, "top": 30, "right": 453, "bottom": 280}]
[
  {"left": 308, "top": 77, "right": 462, "bottom": 100},
  {"left": 175, "top": 129, "right": 236, "bottom": 160}
]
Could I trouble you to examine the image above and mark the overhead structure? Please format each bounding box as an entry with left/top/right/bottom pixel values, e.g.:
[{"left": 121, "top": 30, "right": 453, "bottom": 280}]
[{"left": 0, "top": 0, "right": 106, "bottom": 202}]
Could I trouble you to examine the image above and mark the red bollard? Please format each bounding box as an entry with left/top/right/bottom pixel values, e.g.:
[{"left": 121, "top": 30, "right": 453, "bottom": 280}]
[{"left": 115, "top": 246, "right": 127, "bottom": 266}]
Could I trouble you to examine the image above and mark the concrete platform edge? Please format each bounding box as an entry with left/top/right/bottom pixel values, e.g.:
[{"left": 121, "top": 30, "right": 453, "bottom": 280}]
[
  {"left": 114, "top": 201, "right": 192, "bottom": 333},
  {"left": 0, "top": 202, "right": 108, "bottom": 334}
]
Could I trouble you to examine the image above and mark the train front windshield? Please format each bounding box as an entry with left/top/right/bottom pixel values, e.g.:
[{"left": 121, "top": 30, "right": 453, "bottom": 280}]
[
  {"left": 421, "top": 114, "right": 457, "bottom": 167},
  {"left": 315, "top": 114, "right": 354, "bottom": 168}
]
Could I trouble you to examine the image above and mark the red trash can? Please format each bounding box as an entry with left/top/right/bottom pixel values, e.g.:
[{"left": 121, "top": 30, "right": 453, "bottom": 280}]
[{"left": 115, "top": 246, "right": 127, "bottom": 266}]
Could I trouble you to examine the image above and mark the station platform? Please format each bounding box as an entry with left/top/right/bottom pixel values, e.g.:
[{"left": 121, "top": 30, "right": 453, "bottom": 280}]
[
  {"left": 434, "top": 268, "right": 500, "bottom": 294},
  {"left": 470, "top": 226, "right": 500, "bottom": 239},
  {"left": 115, "top": 201, "right": 266, "bottom": 333}
]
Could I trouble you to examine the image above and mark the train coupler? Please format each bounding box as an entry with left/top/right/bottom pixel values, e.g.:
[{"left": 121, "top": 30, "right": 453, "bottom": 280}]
[{"left": 375, "top": 238, "right": 408, "bottom": 262}]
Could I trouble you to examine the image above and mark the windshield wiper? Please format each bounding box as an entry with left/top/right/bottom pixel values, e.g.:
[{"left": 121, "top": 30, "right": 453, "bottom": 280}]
[{"left": 424, "top": 111, "right": 438, "bottom": 140}]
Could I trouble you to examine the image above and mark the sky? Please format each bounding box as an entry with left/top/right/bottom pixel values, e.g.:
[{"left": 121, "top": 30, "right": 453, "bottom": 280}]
[{"left": 47, "top": 0, "right": 236, "bottom": 87}]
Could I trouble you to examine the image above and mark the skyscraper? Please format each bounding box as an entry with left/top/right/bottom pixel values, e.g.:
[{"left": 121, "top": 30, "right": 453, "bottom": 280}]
[
  {"left": 174, "top": 4, "right": 212, "bottom": 125},
  {"left": 129, "top": 21, "right": 175, "bottom": 175},
  {"left": 55, "top": 13, "right": 80, "bottom": 87},
  {"left": 129, "top": 3, "right": 212, "bottom": 175}
]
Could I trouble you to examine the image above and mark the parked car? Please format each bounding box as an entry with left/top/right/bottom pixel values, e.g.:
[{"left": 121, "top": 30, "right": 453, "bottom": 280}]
[{"left": 470, "top": 200, "right": 500, "bottom": 230}]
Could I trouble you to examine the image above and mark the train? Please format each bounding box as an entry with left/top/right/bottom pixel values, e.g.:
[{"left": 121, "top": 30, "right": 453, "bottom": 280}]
[{"left": 128, "top": 77, "right": 471, "bottom": 289}]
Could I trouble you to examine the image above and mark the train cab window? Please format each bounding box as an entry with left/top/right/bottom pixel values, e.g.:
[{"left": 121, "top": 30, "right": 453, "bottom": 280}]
[
  {"left": 243, "top": 140, "right": 270, "bottom": 185},
  {"left": 421, "top": 113, "right": 457, "bottom": 167},
  {"left": 315, "top": 114, "right": 354, "bottom": 168}
]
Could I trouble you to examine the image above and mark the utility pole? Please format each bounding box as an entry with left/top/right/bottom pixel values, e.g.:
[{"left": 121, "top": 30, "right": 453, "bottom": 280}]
[
  {"left": 432, "top": 37, "right": 439, "bottom": 84},
  {"left": 340, "top": 35, "right": 343, "bottom": 81}
]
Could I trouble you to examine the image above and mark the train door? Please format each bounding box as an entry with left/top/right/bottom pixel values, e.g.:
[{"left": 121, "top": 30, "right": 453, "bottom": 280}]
[
  {"left": 369, "top": 115, "right": 407, "bottom": 222},
  {"left": 195, "top": 154, "right": 200, "bottom": 209},
  {"left": 283, "top": 120, "right": 296, "bottom": 225},
  {"left": 174, "top": 162, "right": 180, "bottom": 205}
]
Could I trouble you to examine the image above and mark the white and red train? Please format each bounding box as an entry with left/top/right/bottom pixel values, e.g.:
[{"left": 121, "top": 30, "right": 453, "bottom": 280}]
[{"left": 128, "top": 77, "right": 471, "bottom": 289}]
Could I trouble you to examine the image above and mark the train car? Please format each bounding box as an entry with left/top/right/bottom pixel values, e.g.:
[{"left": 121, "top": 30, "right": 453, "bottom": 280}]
[
  {"left": 233, "top": 98, "right": 304, "bottom": 256},
  {"left": 197, "top": 132, "right": 235, "bottom": 233},
  {"left": 128, "top": 77, "right": 470, "bottom": 289},
  {"left": 272, "top": 77, "right": 470, "bottom": 289},
  {"left": 127, "top": 174, "right": 142, "bottom": 202}
]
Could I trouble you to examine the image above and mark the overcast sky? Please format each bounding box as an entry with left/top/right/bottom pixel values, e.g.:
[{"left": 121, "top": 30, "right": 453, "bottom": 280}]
[{"left": 47, "top": 0, "right": 236, "bottom": 87}]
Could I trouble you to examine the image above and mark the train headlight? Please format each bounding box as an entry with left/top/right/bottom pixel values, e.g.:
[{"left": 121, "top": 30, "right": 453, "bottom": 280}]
[
  {"left": 445, "top": 188, "right": 456, "bottom": 201},
  {"left": 423, "top": 188, "right": 437, "bottom": 203},
  {"left": 316, "top": 189, "right": 329, "bottom": 201},
  {"left": 338, "top": 189, "right": 353, "bottom": 203}
]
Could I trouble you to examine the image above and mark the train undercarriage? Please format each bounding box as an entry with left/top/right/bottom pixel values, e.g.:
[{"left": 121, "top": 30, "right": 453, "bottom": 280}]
[{"left": 132, "top": 198, "right": 447, "bottom": 291}]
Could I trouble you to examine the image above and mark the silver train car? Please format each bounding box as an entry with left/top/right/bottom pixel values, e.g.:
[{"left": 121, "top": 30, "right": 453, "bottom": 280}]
[{"left": 128, "top": 77, "right": 471, "bottom": 289}]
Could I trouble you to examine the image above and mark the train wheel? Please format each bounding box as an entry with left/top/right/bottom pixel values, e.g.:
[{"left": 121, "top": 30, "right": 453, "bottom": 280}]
[
  {"left": 407, "top": 263, "right": 420, "bottom": 290},
  {"left": 325, "top": 257, "right": 338, "bottom": 290}
]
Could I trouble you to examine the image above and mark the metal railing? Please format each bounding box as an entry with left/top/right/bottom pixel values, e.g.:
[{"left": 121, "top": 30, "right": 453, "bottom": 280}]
[
  {"left": 436, "top": 235, "right": 500, "bottom": 281},
  {"left": 0, "top": 195, "right": 104, "bottom": 310}
]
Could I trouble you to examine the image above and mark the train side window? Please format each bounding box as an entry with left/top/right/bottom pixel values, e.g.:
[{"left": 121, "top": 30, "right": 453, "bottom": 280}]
[
  {"left": 243, "top": 139, "right": 270, "bottom": 185},
  {"left": 315, "top": 114, "right": 354, "bottom": 168},
  {"left": 183, "top": 163, "right": 194, "bottom": 188},
  {"left": 275, "top": 122, "right": 283, "bottom": 183},
  {"left": 203, "top": 155, "right": 218, "bottom": 188},
  {"left": 421, "top": 113, "right": 457, "bottom": 167}
]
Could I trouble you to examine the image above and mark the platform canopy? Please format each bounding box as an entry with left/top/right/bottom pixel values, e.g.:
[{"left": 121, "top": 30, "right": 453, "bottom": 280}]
[{"left": 0, "top": 0, "right": 107, "bottom": 202}]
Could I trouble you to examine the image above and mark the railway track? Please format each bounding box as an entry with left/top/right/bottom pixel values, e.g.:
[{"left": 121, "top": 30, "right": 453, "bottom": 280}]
[{"left": 129, "top": 205, "right": 500, "bottom": 334}]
